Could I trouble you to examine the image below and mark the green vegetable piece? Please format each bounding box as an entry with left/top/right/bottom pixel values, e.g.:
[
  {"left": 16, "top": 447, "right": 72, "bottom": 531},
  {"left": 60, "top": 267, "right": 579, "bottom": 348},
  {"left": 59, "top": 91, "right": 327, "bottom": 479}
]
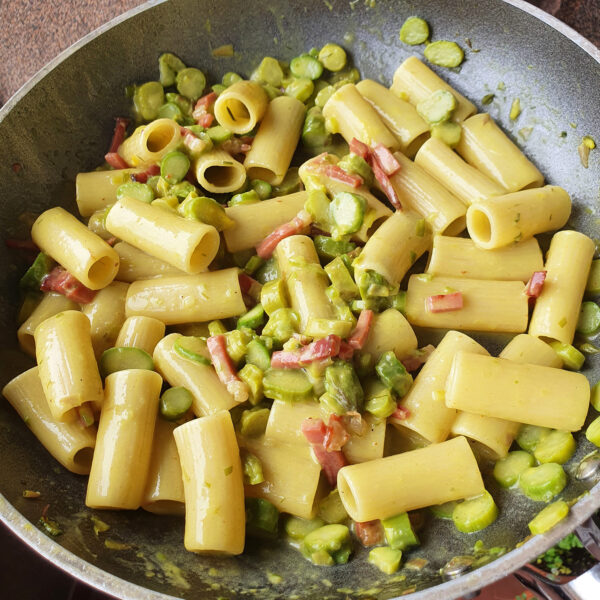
[
  {"left": 177, "top": 195, "right": 234, "bottom": 231},
  {"left": 39, "top": 515, "right": 62, "bottom": 537},
  {"left": 318, "top": 43, "right": 347, "bottom": 72},
  {"left": 176, "top": 67, "right": 206, "bottom": 101},
  {"left": 368, "top": 547, "right": 402, "bottom": 574},
  {"left": 251, "top": 57, "right": 284, "bottom": 87},
  {"left": 170, "top": 181, "right": 196, "bottom": 199},
  {"left": 586, "top": 259, "right": 600, "bottom": 294},
  {"left": 300, "top": 524, "right": 352, "bottom": 565},
  {"left": 577, "top": 301, "right": 600, "bottom": 335},
  {"left": 240, "top": 407, "right": 270, "bottom": 437},
  {"left": 324, "top": 360, "right": 364, "bottom": 413},
  {"left": 285, "top": 78, "right": 314, "bottom": 103},
  {"left": 262, "top": 307, "right": 299, "bottom": 346},
  {"left": 416, "top": 89, "right": 457, "bottom": 125},
  {"left": 211, "top": 83, "right": 226, "bottom": 96},
  {"left": 376, "top": 351, "right": 413, "bottom": 398},
  {"left": 329, "top": 191, "right": 366, "bottom": 239},
  {"left": 424, "top": 40, "right": 465, "bottom": 68},
  {"left": 206, "top": 125, "right": 233, "bottom": 144},
  {"left": 20, "top": 252, "right": 55, "bottom": 291},
  {"left": 174, "top": 336, "right": 211, "bottom": 365},
  {"left": 586, "top": 415, "right": 600, "bottom": 446},
  {"left": 100, "top": 347, "right": 154, "bottom": 377},
  {"left": 534, "top": 430, "right": 576, "bottom": 465},
  {"left": 430, "top": 501, "right": 458, "bottom": 520},
  {"left": 208, "top": 320, "right": 227, "bottom": 337},
  {"left": 509, "top": 98, "right": 522, "bottom": 121},
  {"left": 222, "top": 71, "right": 242, "bottom": 87},
  {"left": 325, "top": 256, "right": 360, "bottom": 300},
  {"left": 325, "top": 286, "right": 356, "bottom": 325},
  {"left": 337, "top": 153, "right": 373, "bottom": 186},
  {"left": 244, "top": 255, "right": 265, "bottom": 275},
  {"left": 263, "top": 368, "right": 313, "bottom": 402},
  {"left": 399, "top": 17, "right": 429, "bottom": 45},
  {"left": 160, "top": 151, "right": 190, "bottom": 184},
  {"left": 318, "top": 489, "right": 348, "bottom": 524},
  {"left": 229, "top": 189, "right": 261, "bottom": 207},
  {"left": 493, "top": 450, "right": 535, "bottom": 488},
  {"left": 356, "top": 269, "right": 395, "bottom": 299},
  {"left": 160, "top": 386, "right": 193, "bottom": 421},
  {"left": 245, "top": 339, "right": 272, "bottom": 371},
  {"left": 237, "top": 304, "right": 265, "bottom": 330},
  {"left": 516, "top": 424, "right": 551, "bottom": 452},
  {"left": 430, "top": 121, "right": 462, "bottom": 147},
  {"left": 591, "top": 381, "right": 600, "bottom": 411},
  {"left": 481, "top": 93, "right": 495, "bottom": 105},
  {"left": 260, "top": 279, "right": 288, "bottom": 316},
  {"left": 165, "top": 92, "right": 192, "bottom": 116},
  {"left": 305, "top": 189, "right": 331, "bottom": 231},
  {"left": 519, "top": 463, "right": 567, "bottom": 502},
  {"left": 255, "top": 257, "right": 280, "bottom": 284},
  {"left": 157, "top": 102, "right": 184, "bottom": 122},
  {"left": 158, "top": 53, "right": 186, "bottom": 87},
  {"left": 548, "top": 341, "right": 585, "bottom": 371},
  {"left": 291, "top": 54, "right": 324, "bottom": 81},
  {"left": 528, "top": 501, "right": 569, "bottom": 535},
  {"left": 364, "top": 380, "right": 397, "bottom": 419},
  {"left": 273, "top": 167, "right": 302, "bottom": 197},
  {"left": 133, "top": 81, "right": 165, "bottom": 121},
  {"left": 315, "top": 85, "right": 336, "bottom": 108},
  {"left": 452, "top": 491, "right": 498, "bottom": 533},
  {"left": 116, "top": 181, "right": 154, "bottom": 204},
  {"left": 245, "top": 497, "right": 279, "bottom": 537},
  {"left": 250, "top": 179, "right": 272, "bottom": 200},
  {"left": 302, "top": 106, "right": 331, "bottom": 149},
  {"left": 242, "top": 451, "right": 264, "bottom": 485},
  {"left": 238, "top": 363, "right": 264, "bottom": 405},
  {"left": 285, "top": 516, "right": 325, "bottom": 541},
  {"left": 389, "top": 291, "right": 407, "bottom": 314},
  {"left": 381, "top": 512, "right": 419, "bottom": 550},
  {"left": 226, "top": 328, "right": 253, "bottom": 364},
  {"left": 314, "top": 236, "right": 356, "bottom": 262}
]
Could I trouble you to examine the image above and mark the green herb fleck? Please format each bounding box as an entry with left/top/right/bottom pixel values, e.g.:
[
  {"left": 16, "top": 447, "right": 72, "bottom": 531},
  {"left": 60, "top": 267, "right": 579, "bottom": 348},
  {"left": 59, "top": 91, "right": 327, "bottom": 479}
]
[{"left": 481, "top": 93, "right": 495, "bottom": 105}]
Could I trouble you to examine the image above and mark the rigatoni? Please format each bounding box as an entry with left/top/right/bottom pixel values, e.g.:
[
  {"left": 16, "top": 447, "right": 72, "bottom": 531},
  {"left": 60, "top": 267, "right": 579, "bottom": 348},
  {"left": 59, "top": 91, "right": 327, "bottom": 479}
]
[
  {"left": 115, "top": 316, "right": 166, "bottom": 355},
  {"left": 86, "top": 369, "right": 162, "bottom": 509},
  {"left": 106, "top": 197, "right": 219, "bottom": 274},
  {"left": 31, "top": 207, "right": 119, "bottom": 290},
  {"left": 213, "top": 80, "right": 268, "bottom": 134},
  {"left": 174, "top": 411, "right": 245, "bottom": 554},
  {"left": 194, "top": 148, "right": 247, "bottom": 194},
  {"left": 114, "top": 242, "right": 185, "bottom": 282},
  {"left": 117, "top": 118, "right": 182, "bottom": 167},
  {"left": 76, "top": 168, "right": 143, "bottom": 217}
]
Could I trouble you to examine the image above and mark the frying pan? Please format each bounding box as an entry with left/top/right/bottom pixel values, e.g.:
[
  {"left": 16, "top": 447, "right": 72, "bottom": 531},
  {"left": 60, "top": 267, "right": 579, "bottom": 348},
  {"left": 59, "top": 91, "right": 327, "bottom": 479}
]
[{"left": 1, "top": 0, "right": 600, "bottom": 598}]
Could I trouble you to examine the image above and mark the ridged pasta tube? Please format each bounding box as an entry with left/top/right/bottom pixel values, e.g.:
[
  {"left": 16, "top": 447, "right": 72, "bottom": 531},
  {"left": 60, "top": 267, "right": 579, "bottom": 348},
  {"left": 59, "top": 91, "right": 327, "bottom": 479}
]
[
  {"left": 114, "top": 241, "right": 185, "bottom": 282},
  {"left": 466, "top": 186, "right": 571, "bottom": 249},
  {"left": 244, "top": 96, "right": 305, "bottom": 185},
  {"left": 194, "top": 148, "right": 247, "bottom": 194},
  {"left": 86, "top": 369, "right": 162, "bottom": 509},
  {"left": 32, "top": 207, "right": 119, "bottom": 290},
  {"left": 106, "top": 197, "right": 219, "bottom": 274},
  {"left": 115, "top": 316, "right": 166, "bottom": 355},
  {"left": 117, "top": 118, "right": 182, "bottom": 167},
  {"left": 174, "top": 411, "right": 245, "bottom": 554},
  {"left": 214, "top": 80, "right": 269, "bottom": 134},
  {"left": 2, "top": 367, "right": 96, "bottom": 475}
]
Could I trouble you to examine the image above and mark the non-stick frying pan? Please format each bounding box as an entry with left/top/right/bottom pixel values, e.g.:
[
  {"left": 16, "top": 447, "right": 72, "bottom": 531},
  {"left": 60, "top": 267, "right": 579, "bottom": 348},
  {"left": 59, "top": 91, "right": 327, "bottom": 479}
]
[{"left": 1, "top": 0, "right": 600, "bottom": 598}]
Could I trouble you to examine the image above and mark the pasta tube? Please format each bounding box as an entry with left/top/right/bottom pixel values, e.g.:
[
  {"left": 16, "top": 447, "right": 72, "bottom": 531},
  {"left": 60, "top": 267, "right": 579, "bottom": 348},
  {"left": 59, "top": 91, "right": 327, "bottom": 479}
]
[
  {"left": 337, "top": 436, "right": 484, "bottom": 522},
  {"left": 392, "top": 331, "right": 488, "bottom": 444},
  {"left": 244, "top": 96, "right": 305, "bottom": 185},
  {"left": 264, "top": 400, "right": 323, "bottom": 445},
  {"left": 414, "top": 137, "right": 504, "bottom": 205},
  {"left": 456, "top": 113, "right": 544, "bottom": 192},
  {"left": 343, "top": 414, "right": 386, "bottom": 464},
  {"left": 322, "top": 83, "right": 400, "bottom": 150},
  {"left": 213, "top": 80, "right": 268, "bottom": 134},
  {"left": 499, "top": 333, "right": 562, "bottom": 368},
  {"left": 241, "top": 436, "right": 323, "bottom": 519},
  {"left": 405, "top": 274, "right": 528, "bottom": 333},
  {"left": 174, "top": 411, "right": 245, "bottom": 554},
  {"left": 353, "top": 210, "right": 432, "bottom": 292},
  {"left": 114, "top": 242, "right": 185, "bottom": 282},
  {"left": 82, "top": 281, "right": 129, "bottom": 358},
  {"left": 115, "top": 316, "right": 166, "bottom": 355},
  {"left": 194, "top": 148, "right": 247, "bottom": 194},
  {"left": 466, "top": 186, "right": 571, "bottom": 249},
  {"left": 223, "top": 191, "right": 307, "bottom": 253},
  {"left": 529, "top": 230, "right": 595, "bottom": 344},
  {"left": 86, "top": 369, "right": 162, "bottom": 509},
  {"left": 153, "top": 334, "right": 238, "bottom": 415},
  {"left": 31, "top": 207, "right": 119, "bottom": 290},
  {"left": 118, "top": 118, "right": 182, "bottom": 167},
  {"left": 356, "top": 79, "right": 429, "bottom": 157},
  {"left": 390, "top": 56, "right": 476, "bottom": 123},
  {"left": 126, "top": 269, "right": 246, "bottom": 324},
  {"left": 106, "top": 197, "right": 219, "bottom": 274},
  {"left": 2, "top": 367, "right": 96, "bottom": 475},
  {"left": 18, "top": 292, "right": 78, "bottom": 357},
  {"left": 142, "top": 418, "right": 185, "bottom": 515},
  {"left": 445, "top": 352, "right": 589, "bottom": 431},
  {"left": 389, "top": 152, "right": 466, "bottom": 235},
  {"left": 76, "top": 168, "right": 143, "bottom": 217},
  {"left": 426, "top": 235, "right": 544, "bottom": 282},
  {"left": 35, "top": 310, "right": 103, "bottom": 421}
]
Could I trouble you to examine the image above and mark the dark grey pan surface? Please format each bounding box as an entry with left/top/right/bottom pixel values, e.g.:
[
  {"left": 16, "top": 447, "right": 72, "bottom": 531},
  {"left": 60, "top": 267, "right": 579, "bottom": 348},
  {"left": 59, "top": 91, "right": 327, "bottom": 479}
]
[{"left": 1, "top": 0, "right": 600, "bottom": 598}]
